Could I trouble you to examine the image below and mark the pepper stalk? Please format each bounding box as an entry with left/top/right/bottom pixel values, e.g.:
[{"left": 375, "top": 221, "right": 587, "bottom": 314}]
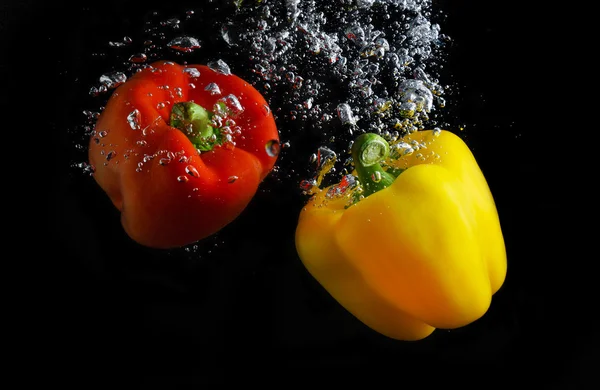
[
  {"left": 351, "top": 133, "right": 402, "bottom": 197},
  {"left": 170, "top": 102, "right": 223, "bottom": 152}
]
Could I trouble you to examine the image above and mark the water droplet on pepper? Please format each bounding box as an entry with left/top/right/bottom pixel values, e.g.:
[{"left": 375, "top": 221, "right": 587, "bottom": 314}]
[
  {"left": 183, "top": 67, "right": 201, "bottom": 78},
  {"left": 371, "top": 171, "right": 382, "bottom": 183},
  {"left": 262, "top": 104, "right": 271, "bottom": 116},
  {"left": 265, "top": 140, "right": 280, "bottom": 157},
  {"left": 204, "top": 83, "right": 221, "bottom": 95},
  {"left": 185, "top": 165, "right": 200, "bottom": 178},
  {"left": 127, "top": 109, "right": 141, "bottom": 130}
]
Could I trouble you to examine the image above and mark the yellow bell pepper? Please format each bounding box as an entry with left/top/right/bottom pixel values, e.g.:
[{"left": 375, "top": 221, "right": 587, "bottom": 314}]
[{"left": 295, "top": 130, "right": 506, "bottom": 341}]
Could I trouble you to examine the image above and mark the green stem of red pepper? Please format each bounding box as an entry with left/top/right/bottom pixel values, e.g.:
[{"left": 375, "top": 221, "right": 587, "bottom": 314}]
[
  {"left": 170, "top": 102, "right": 222, "bottom": 152},
  {"left": 351, "top": 133, "right": 398, "bottom": 197}
]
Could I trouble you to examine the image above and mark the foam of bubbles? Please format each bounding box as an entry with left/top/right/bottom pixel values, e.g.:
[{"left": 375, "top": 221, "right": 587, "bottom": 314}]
[
  {"left": 221, "top": 0, "right": 449, "bottom": 189},
  {"left": 225, "top": 0, "right": 448, "bottom": 136}
]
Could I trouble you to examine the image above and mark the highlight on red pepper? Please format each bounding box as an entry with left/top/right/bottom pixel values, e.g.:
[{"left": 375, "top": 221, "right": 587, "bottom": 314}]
[
  {"left": 88, "top": 60, "right": 280, "bottom": 249},
  {"left": 295, "top": 129, "right": 507, "bottom": 341}
]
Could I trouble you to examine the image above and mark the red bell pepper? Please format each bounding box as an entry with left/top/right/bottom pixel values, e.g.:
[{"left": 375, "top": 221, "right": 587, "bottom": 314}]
[{"left": 88, "top": 60, "right": 280, "bottom": 248}]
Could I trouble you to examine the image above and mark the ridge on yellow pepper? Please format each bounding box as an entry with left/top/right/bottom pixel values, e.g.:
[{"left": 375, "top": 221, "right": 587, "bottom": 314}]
[{"left": 295, "top": 130, "right": 507, "bottom": 341}]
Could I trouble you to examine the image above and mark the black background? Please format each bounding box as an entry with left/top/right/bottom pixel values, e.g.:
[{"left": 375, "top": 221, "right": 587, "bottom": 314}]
[{"left": 4, "top": 0, "right": 596, "bottom": 387}]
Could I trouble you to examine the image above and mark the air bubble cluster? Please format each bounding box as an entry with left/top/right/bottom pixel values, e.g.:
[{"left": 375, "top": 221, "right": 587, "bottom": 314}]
[{"left": 224, "top": 0, "right": 448, "bottom": 136}]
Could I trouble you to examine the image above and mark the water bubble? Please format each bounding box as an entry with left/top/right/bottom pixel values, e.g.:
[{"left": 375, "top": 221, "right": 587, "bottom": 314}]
[
  {"left": 108, "top": 36, "right": 132, "bottom": 47},
  {"left": 168, "top": 36, "right": 202, "bottom": 52},
  {"left": 177, "top": 175, "right": 189, "bottom": 183},
  {"left": 221, "top": 22, "right": 239, "bottom": 47},
  {"left": 216, "top": 95, "right": 244, "bottom": 117},
  {"left": 337, "top": 103, "right": 356, "bottom": 125},
  {"left": 432, "top": 127, "right": 442, "bottom": 137},
  {"left": 375, "top": 37, "right": 390, "bottom": 51},
  {"left": 356, "top": 0, "right": 375, "bottom": 9},
  {"left": 315, "top": 147, "right": 336, "bottom": 168},
  {"left": 98, "top": 130, "right": 108, "bottom": 138},
  {"left": 326, "top": 174, "right": 358, "bottom": 199},
  {"left": 393, "top": 142, "right": 415, "bottom": 157},
  {"left": 185, "top": 165, "right": 200, "bottom": 178},
  {"left": 303, "top": 98, "right": 313, "bottom": 109},
  {"left": 371, "top": 171, "right": 382, "bottom": 183},
  {"left": 129, "top": 53, "right": 148, "bottom": 63},
  {"left": 314, "top": 146, "right": 337, "bottom": 186},
  {"left": 300, "top": 178, "right": 317, "bottom": 193},
  {"left": 99, "top": 72, "right": 127, "bottom": 89},
  {"left": 374, "top": 98, "right": 393, "bottom": 113},
  {"left": 127, "top": 109, "right": 141, "bottom": 130},
  {"left": 228, "top": 176, "right": 239, "bottom": 183},
  {"left": 407, "top": 15, "right": 439, "bottom": 47},
  {"left": 207, "top": 59, "right": 231, "bottom": 75},
  {"left": 345, "top": 25, "right": 366, "bottom": 45},
  {"left": 265, "top": 140, "right": 280, "bottom": 157},
  {"left": 399, "top": 101, "right": 417, "bottom": 117},
  {"left": 161, "top": 18, "right": 181, "bottom": 28},
  {"left": 204, "top": 83, "right": 221, "bottom": 95},
  {"left": 262, "top": 104, "right": 271, "bottom": 116},
  {"left": 159, "top": 157, "right": 171, "bottom": 166},
  {"left": 106, "top": 151, "right": 117, "bottom": 161},
  {"left": 263, "top": 37, "right": 277, "bottom": 53},
  {"left": 398, "top": 79, "right": 433, "bottom": 112},
  {"left": 293, "top": 76, "right": 304, "bottom": 89},
  {"left": 83, "top": 110, "right": 100, "bottom": 120},
  {"left": 74, "top": 161, "right": 96, "bottom": 176},
  {"left": 184, "top": 67, "right": 201, "bottom": 78},
  {"left": 286, "top": 0, "right": 301, "bottom": 21},
  {"left": 350, "top": 79, "right": 373, "bottom": 98}
]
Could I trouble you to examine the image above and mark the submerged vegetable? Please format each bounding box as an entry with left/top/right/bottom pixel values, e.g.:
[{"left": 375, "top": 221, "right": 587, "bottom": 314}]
[
  {"left": 295, "top": 130, "right": 506, "bottom": 340},
  {"left": 89, "top": 61, "right": 280, "bottom": 248}
]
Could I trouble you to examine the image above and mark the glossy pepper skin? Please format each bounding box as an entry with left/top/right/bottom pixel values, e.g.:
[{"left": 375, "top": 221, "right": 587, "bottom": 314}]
[
  {"left": 89, "top": 61, "right": 279, "bottom": 249},
  {"left": 295, "top": 130, "right": 506, "bottom": 341}
]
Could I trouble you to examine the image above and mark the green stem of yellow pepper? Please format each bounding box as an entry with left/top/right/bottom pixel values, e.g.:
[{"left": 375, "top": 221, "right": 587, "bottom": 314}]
[{"left": 351, "top": 133, "right": 398, "bottom": 197}]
